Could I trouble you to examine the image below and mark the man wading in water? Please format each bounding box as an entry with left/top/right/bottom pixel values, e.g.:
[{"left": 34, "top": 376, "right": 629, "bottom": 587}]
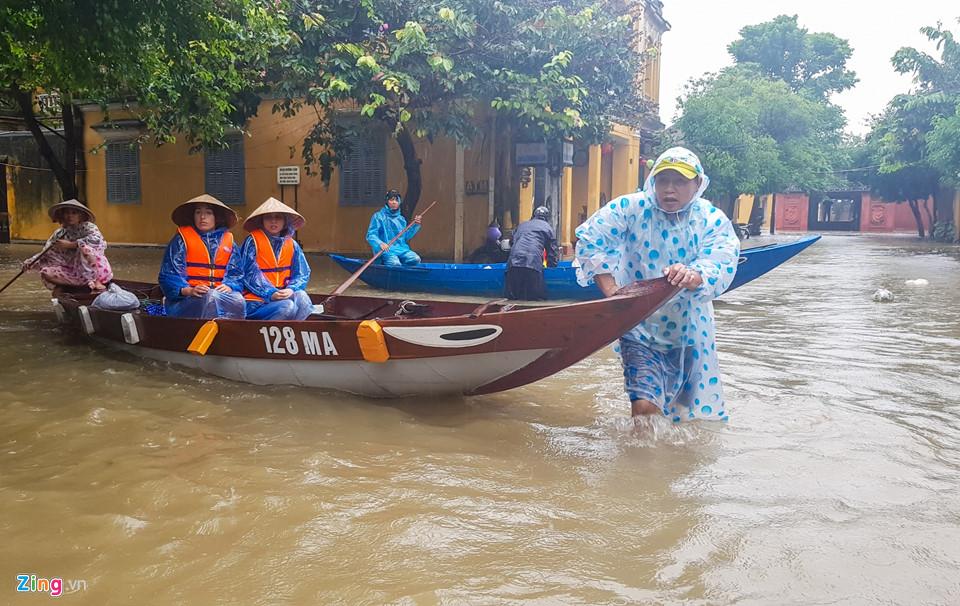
[{"left": 574, "top": 147, "right": 740, "bottom": 422}]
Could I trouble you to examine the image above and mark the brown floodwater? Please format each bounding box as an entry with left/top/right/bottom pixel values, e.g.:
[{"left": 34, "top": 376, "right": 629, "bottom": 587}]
[{"left": 1, "top": 234, "right": 958, "bottom": 605}]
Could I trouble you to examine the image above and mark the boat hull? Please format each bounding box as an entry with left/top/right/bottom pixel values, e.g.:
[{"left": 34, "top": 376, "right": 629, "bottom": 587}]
[
  {"left": 331, "top": 234, "right": 821, "bottom": 300},
  {"left": 52, "top": 278, "right": 680, "bottom": 397}
]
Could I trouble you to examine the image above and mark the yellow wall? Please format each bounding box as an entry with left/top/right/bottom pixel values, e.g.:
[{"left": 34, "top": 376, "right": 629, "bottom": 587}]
[
  {"left": 6, "top": 164, "right": 64, "bottom": 242},
  {"left": 735, "top": 194, "right": 773, "bottom": 230},
  {"left": 10, "top": 103, "right": 646, "bottom": 259},
  {"left": 47, "top": 103, "right": 496, "bottom": 258},
  {"left": 608, "top": 124, "right": 641, "bottom": 199}
]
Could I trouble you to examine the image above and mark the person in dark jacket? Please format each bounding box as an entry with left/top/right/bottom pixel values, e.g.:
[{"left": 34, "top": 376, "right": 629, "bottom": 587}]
[{"left": 504, "top": 206, "right": 559, "bottom": 300}]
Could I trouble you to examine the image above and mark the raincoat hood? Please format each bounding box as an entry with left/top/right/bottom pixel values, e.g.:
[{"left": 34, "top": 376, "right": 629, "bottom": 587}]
[
  {"left": 383, "top": 192, "right": 403, "bottom": 216},
  {"left": 645, "top": 147, "right": 710, "bottom": 214}
]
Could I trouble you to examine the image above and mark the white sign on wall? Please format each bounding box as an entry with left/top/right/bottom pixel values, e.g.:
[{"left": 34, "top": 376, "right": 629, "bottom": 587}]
[{"left": 277, "top": 166, "right": 301, "bottom": 185}]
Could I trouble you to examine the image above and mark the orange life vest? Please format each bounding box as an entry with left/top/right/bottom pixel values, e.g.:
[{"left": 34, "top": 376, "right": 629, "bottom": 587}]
[
  {"left": 178, "top": 226, "right": 234, "bottom": 288},
  {"left": 243, "top": 229, "right": 295, "bottom": 302}
]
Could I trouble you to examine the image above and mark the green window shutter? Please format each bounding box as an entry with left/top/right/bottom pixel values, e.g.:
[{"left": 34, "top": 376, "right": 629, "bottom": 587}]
[
  {"left": 204, "top": 135, "right": 245, "bottom": 205},
  {"left": 106, "top": 141, "right": 141, "bottom": 204},
  {"left": 339, "top": 126, "right": 386, "bottom": 206}
]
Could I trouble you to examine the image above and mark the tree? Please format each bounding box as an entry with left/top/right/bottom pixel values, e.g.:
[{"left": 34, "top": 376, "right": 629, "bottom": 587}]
[
  {"left": 927, "top": 109, "right": 960, "bottom": 188},
  {"left": 893, "top": 21, "right": 960, "bottom": 189},
  {"left": 670, "top": 67, "right": 847, "bottom": 215},
  {"left": 728, "top": 15, "right": 857, "bottom": 99},
  {"left": 860, "top": 20, "right": 960, "bottom": 237},
  {"left": 861, "top": 96, "right": 942, "bottom": 238},
  {"left": 273, "top": 0, "right": 646, "bottom": 219},
  {"left": 0, "top": 0, "right": 287, "bottom": 200}
]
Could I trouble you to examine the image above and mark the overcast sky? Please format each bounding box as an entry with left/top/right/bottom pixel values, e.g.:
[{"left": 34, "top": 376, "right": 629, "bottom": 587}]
[{"left": 658, "top": 1, "right": 959, "bottom": 135}]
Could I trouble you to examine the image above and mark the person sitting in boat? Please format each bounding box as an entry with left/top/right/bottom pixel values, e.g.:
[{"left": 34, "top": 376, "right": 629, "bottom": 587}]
[
  {"left": 22, "top": 199, "right": 114, "bottom": 292},
  {"left": 466, "top": 222, "right": 509, "bottom": 264},
  {"left": 365, "top": 189, "right": 422, "bottom": 266},
  {"left": 574, "top": 146, "right": 740, "bottom": 422},
  {"left": 158, "top": 194, "right": 245, "bottom": 319},
  {"left": 238, "top": 197, "right": 313, "bottom": 321},
  {"left": 504, "top": 206, "right": 559, "bottom": 300}
]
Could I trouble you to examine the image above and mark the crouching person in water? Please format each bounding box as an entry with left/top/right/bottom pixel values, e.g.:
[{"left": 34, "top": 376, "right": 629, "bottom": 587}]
[
  {"left": 24, "top": 199, "right": 113, "bottom": 291},
  {"left": 158, "top": 194, "right": 246, "bottom": 319},
  {"left": 239, "top": 197, "right": 313, "bottom": 321},
  {"left": 574, "top": 147, "right": 740, "bottom": 422}
]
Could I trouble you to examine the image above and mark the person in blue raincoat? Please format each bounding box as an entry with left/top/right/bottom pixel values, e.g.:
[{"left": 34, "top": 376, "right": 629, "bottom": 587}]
[
  {"left": 574, "top": 147, "right": 740, "bottom": 422},
  {"left": 366, "top": 189, "right": 422, "bottom": 266},
  {"left": 238, "top": 197, "right": 313, "bottom": 321},
  {"left": 158, "top": 194, "right": 246, "bottom": 319}
]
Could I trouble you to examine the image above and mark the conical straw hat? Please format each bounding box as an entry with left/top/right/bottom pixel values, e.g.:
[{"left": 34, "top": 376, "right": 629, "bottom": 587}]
[
  {"left": 48, "top": 199, "right": 95, "bottom": 223},
  {"left": 242, "top": 196, "right": 305, "bottom": 232},
  {"left": 171, "top": 194, "right": 239, "bottom": 228}
]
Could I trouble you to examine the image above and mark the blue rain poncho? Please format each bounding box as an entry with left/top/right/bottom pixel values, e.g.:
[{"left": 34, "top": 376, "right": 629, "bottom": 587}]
[
  {"left": 158, "top": 227, "right": 246, "bottom": 319},
  {"left": 574, "top": 147, "right": 740, "bottom": 421},
  {"left": 238, "top": 229, "right": 313, "bottom": 321},
  {"left": 238, "top": 230, "right": 311, "bottom": 301},
  {"left": 366, "top": 201, "right": 420, "bottom": 257}
]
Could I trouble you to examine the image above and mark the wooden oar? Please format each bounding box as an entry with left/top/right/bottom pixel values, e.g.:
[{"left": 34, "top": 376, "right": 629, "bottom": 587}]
[
  {"left": 0, "top": 240, "right": 57, "bottom": 295},
  {"left": 321, "top": 200, "right": 438, "bottom": 305}
]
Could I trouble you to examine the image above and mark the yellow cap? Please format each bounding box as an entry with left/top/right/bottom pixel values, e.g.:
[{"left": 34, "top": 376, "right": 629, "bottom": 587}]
[{"left": 651, "top": 160, "right": 698, "bottom": 180}]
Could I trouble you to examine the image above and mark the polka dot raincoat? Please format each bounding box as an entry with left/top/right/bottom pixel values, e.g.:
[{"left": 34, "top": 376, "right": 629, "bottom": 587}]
[{"left": 574, "top": 147, "right": 740, "bottom": 421}]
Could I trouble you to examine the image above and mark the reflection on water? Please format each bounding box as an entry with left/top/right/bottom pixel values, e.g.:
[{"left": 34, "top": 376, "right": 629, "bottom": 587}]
[{"left": 1, "top": 235, "right": 958, "bottom": 604}]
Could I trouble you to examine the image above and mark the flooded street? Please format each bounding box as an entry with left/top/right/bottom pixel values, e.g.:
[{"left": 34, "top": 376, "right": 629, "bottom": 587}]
[{"left": 1, "top": 234, "right": 958, "bottom": 605}]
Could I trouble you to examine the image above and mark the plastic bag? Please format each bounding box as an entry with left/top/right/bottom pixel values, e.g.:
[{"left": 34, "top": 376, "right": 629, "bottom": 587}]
[{"left": 91, "top": 283, "right": 141, "bottom": 311}]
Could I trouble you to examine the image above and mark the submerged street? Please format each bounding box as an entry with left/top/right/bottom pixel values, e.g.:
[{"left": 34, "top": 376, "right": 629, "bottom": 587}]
[{"left": 1, "top": 233, "right": 958, "bottom": 604}]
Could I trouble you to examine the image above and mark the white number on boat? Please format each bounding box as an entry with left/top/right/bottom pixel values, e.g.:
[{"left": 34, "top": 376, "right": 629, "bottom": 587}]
[{"left": 259, "top": 326, "right": 338, "bottom": 357}]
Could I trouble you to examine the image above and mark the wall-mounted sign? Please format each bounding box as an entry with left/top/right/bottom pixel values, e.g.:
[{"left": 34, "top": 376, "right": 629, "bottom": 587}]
[
  {"left": 465, "top": 179, "right": 489, "bottom": 196},
  {"left": 515, "top": 142, "right": 548, "bottom": 166},
  {"left": 515, "top": 141, "right": 575, "bottom": 167},
  {"left": 277, "top": 166, "right": 301, "bottom": 185}
]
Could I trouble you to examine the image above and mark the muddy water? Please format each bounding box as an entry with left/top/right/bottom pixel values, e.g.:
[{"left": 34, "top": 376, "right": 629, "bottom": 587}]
[{"left": 1, "top": 235, "right": 958, "bottom": 604}]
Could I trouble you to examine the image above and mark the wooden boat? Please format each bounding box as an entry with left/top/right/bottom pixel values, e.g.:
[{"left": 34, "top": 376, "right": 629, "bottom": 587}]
[
  {"left": 49, "top": 278, "right": 679, "bottom": 398},
  {"left": 330, "top": 234, "right": 821, "bottom": 300}
]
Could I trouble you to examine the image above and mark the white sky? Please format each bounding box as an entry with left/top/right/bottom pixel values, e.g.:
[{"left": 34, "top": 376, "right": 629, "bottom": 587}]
[{"left": 658, "top": 0, "right": 959, "bottom": 135}]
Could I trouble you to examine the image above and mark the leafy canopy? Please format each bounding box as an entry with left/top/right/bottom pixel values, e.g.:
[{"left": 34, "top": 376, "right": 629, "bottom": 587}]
[
  {"left": 671, "top": 67, "right": 847, "bottom": 202},
  {"left": 728, "top": 14, "right": 857, "bottom": 98},
  {"left": 0, "top": 0, "right": 288, "bottom": 147},
  {"left": 863, "top": 20, "right": 960, "bottom": 199},
  {"left": 273, "top": 0, "right": 645, "bottom": 210}
]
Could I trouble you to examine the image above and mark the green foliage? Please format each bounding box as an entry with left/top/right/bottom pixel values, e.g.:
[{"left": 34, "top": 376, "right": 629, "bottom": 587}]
[
  {"left": 862, "top": 20, "right": 960, "bottom": 202},
  {"left": 932, "top": 220, "right": 956, "bottom": 243},
  {"left": 728, "top": 15, "right": 857, "bottom": 99},
  {"left": 928, "top": 109, "right": 960, "bottom": 186},
  {"left": 0, "top": 0, "right": 288, "bottom": 148},
  {"left": 274, "top": 0, "right": 644, "bottom": 212},
  {"left": 892, "top": 21, "right": 960, "bottom": 188},
  {"left": 670, "top": 67, "right": 847, "bottom": 203}
]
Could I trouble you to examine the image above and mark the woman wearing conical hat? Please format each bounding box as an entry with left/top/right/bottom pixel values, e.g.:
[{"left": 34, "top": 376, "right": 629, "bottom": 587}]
[
  {"left": 238, "top": 197, "right": 313, "bottom": 321},
  {"left": 157, "top": 194, "right": 246, "bottom": 319},
  {"left": 22, "top": 199, "right": 114, "bottom": 291}
]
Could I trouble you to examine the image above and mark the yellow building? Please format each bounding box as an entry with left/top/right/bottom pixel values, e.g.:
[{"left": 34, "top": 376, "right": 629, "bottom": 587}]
[
  {"left": 6, "top": 2, "right": 671, "bottom": 260},
  {"left": 734, "top": 194, "right": 775, "bottom": 232}
]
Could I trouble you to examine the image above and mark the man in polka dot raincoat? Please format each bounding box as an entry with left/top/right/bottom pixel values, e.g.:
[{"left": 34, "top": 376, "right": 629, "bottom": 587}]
[{"left": 574, "top": 147, "right": 740, "bottom": 422}]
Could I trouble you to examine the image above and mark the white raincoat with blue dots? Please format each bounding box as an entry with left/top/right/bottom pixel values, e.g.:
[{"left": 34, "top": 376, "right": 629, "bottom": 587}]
[{"left": 574, "top": 147, "right": 740, "bottom": 421}]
